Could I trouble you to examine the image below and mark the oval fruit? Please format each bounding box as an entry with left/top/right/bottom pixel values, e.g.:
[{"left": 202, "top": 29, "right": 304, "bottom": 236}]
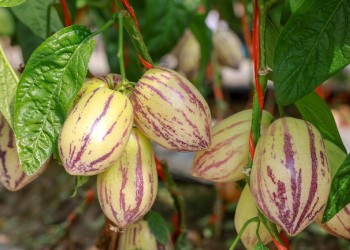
[
  {"left": 97, "top": 128, "right": 158, "bottom": 229},
  {"left": 250, "top": 117, "right": 331, "bottom": 236},
  {"left": 235, "top": 185, "right": 277, "bottom": 249},
  {"left": 178, "top": 31, "right": 200, "bottom": 77},
  {"left": 212, "top": 28, "right": 243, "bottom": 68},
  {"left": 117, "top": 220, "right": 174, "bottom": 250},
  {"left": 59, "top": 87, "right": 133, "bottom": 175},
  {"left": 192, "top": 109, "right": 273, "bottom": 182},
  {"left": 316, "top": 140, "right": 350, "bottom": 239},
  {"left": 0, "top": 115, "right": 49, "bottom": 191},
  {"left": 130, "top": 67, "right": 211, "bottom": 151}
]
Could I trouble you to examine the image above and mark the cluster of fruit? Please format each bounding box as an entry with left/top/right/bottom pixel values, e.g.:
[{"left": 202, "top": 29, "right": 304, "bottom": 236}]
[{"left": 192, "top": 110, "right": 350, "bottom": 248}]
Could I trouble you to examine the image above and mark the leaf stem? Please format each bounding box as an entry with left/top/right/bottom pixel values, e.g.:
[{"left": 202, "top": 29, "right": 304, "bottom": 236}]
[
  {"left": 117, "top": 13, "right": 127, "bottom": 88},
  {"left": 60, "top": 0, "right": 71, "bottom": 27},
  {"left": 91, "top": 15, "right": 117, "bottom": 37},
  {"left": 229, "top": 217, "right": 259, "bottom": 250}
]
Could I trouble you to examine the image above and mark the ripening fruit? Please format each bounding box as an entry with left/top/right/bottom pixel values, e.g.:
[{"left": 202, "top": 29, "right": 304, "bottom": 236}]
[
  {"left": 76, "top": 74, "right": 122, "bottom": 102},
  {"left": 192, "top": 109, "right": 273, "bottom": 182},
  {"left": 0, "top": 115, "right": 49, "bottom": 191},
  {"left": 97, "top": 128, "right": 158, "bottom": 229},
  {"left": 130, "top": 67, "right": 211, "bottom": 151},
  {"left": 235, "top": 185, "right": 277, "bottom": 249},
  {"left": 316, "top": 140, "right": 350, "bottom": 239},
  {"left": 117, "top": 220, "right": 174, "bottom": 250},
  {"left": 212, "top": 28, "right": 243, "bottom": 68},
  {"left": 59, "top": 88, "right": 133, "bottom": 175},
  {"left": 250, "top": 117, "right": 331, "bottom": 236},
  {"left": 178, "top": 31, "right": 200, "bottom": 77}
]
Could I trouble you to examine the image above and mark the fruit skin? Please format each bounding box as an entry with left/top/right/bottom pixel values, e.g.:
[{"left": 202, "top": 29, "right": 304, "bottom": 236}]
[
  {"left": 59, "top": 87, "right": 133, "bottom": 176},
  {"left": 235, "top": 185, "right": 277, "bottom": 250},
  {"left": 130, "top": 67, "right": 211, "bottom": 151},
  {"left": 192, "top": 109, "right": 273, "bottom": 182},
  {"left": 0, "top": 115, "right": 49, "bottom": 191},
  {"left": 250, "top": 117, "right": 331, "bottom": 236},
  {"left": 117, "top": 220, "right": 174, "bottom": 250},
  {"left": 316, "top": 140, "right": 350, "bottom": 239},
  {"left": 75, "top": 74, "right": 122, "bottom": 103},
  {"left": 212, "top": 28, "right": 243, "bottom": 68},
  {"left": 97, "top": 128, "right": 158, "bottom": 229},
  {"left": 178, "top": 31, "right": 200, "bottom": 77}
]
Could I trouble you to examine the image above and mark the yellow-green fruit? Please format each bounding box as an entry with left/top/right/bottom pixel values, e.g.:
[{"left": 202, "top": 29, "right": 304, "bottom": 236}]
[
  {"left": 0, "top": 115, "right": 49, "bottom": 191},
  {"left": 59, "top": 88, "right": 133, "bottom": 176},
  {"left": 213, "top": 28, "right": 243, "bottom": 68},
  {"left": 97, "top": 128, "right": 158, "bottom": 229},
  {"left": 76, "top": 74, "right": 122, "bottom": 102},
  {"left": 117, "top": 220, "right": 174, "bottom": 250},
  {"left": 192, "top": 109, "right": 273, "bottom": 182},
  {"left": 130, "top": 67, "right": 212, "bottom": 151},
  {"left": 250, "top": 117, "right": 331, "bottom": 236},
  {"left": 235, "top": 185, "right": 276, "bottom": 250},
  {"left": 178, "top": 31, "right": 200, "bottom": 76},
  {"left": 316, "top": 140, "right": 350, "bottom": 239}
]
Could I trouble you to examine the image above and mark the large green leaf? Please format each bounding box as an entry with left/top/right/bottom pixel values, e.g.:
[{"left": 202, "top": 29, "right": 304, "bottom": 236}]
[
  {"left": 143, "top": 0, "right": 191, "bottom": 61},
  {"left": 295, "top": 92, "right": 346, "bottom": 153},
  {"left": 290, "top": 0, "right": 305, "bottom": 12},
  {"left": 11, "top": 0, "right": 63, "bottom": 39},
  {"left": 0, "top": 43, "right": 19, "bottom": 127},
  {"left": 0, "top": 0, "right": 26, "bottom": 7},
  {"left": 322, "top": 154, "right": 350, "bottom": 223},
  {"left": 14, "top": 25, "right": 95, "bottom": 175},
  {"left": 273, "top": 0, "right": 350, "bottom": 105},
  {"left": 146, "top": 211, "right": 170, "bottom": 245}
]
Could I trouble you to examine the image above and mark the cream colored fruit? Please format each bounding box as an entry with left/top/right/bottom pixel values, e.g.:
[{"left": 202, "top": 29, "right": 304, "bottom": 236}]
[
  {"left": 316, "top": 140, "right": 350, "bottom": 239},
  {"left": 97, "top": 128, "right": 158, "bottom": 229},
  {"left": 250, "top": 117, "right": 331, "bottom": 236},
  {"left": 117, "top": 220, "right": 174, "bottom": 250},
  {"left": 192, "top": 109, "right": 273, "bottom": 182},
  {"left": 235, "top": 185, "right": 275, "bottom": 249},
  {"left": 0, "top": 115, "right": 49, "bottom": 191},
  {"left": 59, "top": 88, "right": 133, "bottom": 175}
]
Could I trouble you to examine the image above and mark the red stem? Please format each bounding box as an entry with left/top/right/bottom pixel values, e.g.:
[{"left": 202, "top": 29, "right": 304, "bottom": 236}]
[
  {"left": 138, "top": 54, "right": 153, "bottom": 69},
  {"left": 122, "top": 0, "right": 140, "bottom": 30},
  {"left": 61, "top": 0, "right": 71, "bottom": 27}
]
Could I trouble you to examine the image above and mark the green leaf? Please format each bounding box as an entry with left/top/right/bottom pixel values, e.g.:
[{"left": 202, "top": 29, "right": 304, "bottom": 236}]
[
  {"left": 0, "top": 0, "right": 26, "bottom": 7},
  {"left": 15, "top": 21, "right": 44, "bottom": 63},
  {"left": 273, "top": 0, "right": 350, "bottom": 105},
  {"left": 14, "top": 25, "right": 95, "bottom": 175},
  {"left": 254, "top": 241, "right": 269, "bottom": 250},
  {"left": 71, "top": 176, "right": 89, "bottom": 198},
  {"left": 0, "top": 43, "right": 19, "bottom": 128},
  {"left": 290, "top": 0, "right": 305, "bottom": 12},
  {"left": 0, "top": 8, "right": 15, "bottom": 36},
  {"left": 146, "top": 211, "right": 170, "bottom": 245},
  {"left": 11, "top": 0, "right": 63, "bottom": 39},
  {"left": 322, "top": 154, "right": 350, "bottom": 223},
  {"left": 295, "top": 92, "right": 346, "bottom": 153},
  {"left": 143, "top": 0, "right": 191, "bottom": 61}
]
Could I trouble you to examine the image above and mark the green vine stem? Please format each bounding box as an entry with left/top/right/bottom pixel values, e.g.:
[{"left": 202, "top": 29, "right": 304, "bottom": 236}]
[
  {"left": 117, "top": 13, "right": 128, "bottom": 91},
  {"left": 160, "top": 160, "right": 186, "bottom": 238},
  {"left": 229, "top": 217, "right": 259, "bottom": 250}
]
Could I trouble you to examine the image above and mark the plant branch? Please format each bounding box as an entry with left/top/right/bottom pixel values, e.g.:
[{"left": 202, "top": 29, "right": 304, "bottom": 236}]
[
  {"left": 61, "top": 0, "right": 71, "bottom": 27},
  {"left": 229, "top": 217, "right": 259, "bottom": 250}
]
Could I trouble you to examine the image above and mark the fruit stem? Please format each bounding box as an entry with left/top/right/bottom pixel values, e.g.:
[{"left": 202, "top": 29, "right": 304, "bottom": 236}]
[
  {"left": 117, "top": 13, "right": 128, "bottom": 90},
  {"left": 229, "top": 216, "right": 259, "bottom": 250}
]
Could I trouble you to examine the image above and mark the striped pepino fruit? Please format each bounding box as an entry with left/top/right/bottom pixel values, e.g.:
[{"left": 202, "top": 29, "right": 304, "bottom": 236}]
[
  {"left": 316, "top": 140, "right": 350, "bottom": 239},
  {"left": 117, "top": 220, "right": 174, "bottom": 250},
  {"left": 130, "top": 67, "right": 211, "bottom": 151},
  {"left": 59, "top": 87, "right": 133, "bottom": 175},
  {"left": 235, "top": 185, "right": 278, "bottom": 249},
  {"left": 192, "top": 109, "right": 273, "bottom": 182},
  {"left": 0, "top": 115, "right": 50, "bottom": 191},
  {"left": 250, "top": 117, "right": 331, "bottom": 236},
  {"left": 75, "top": 74, "right": 122, "bottom": 103},
  {"left": 97, "top": 128, "right": 158, "bottom": 229}
]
